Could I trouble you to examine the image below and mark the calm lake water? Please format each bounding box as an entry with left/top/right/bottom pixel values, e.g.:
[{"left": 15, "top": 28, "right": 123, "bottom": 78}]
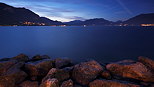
[{"left": 0, "top": 26, "right": 154, "bottom": 63}]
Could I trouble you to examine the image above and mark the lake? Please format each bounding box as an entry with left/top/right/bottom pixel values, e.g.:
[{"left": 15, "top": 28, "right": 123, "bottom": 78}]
[{"left": 0, "top": 26, "right": 154, "bottom": 63}]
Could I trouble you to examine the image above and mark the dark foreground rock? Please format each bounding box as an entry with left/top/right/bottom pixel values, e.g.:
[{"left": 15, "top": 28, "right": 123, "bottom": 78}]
[
  {"left": 42, "top": 68, "right": 70, "bottom": 83},
  {"left": 0, "top": 62, "right": 27, "bottom": 87},
  {"left": 61, "top": 79, "right": 73, "bottom": 87},
  {"left": 24, "top": 59, "right": 53, "bottom": 80},
  {"left": 31, "top": 55, "right": 50, "bottom": 61},
  {"left": 54, "top": 58, "right": 72, "bottom": 69},
  {"left": 72, "top": 60, "right": 104, "bottom": 85},
  {"left": 138, "top": 56, "right": 154, "bottom": 72},
  {"left": 18, "top": 80, "right": 39, "bottom": 87},
  {"left": 40, "top": 78, "right": 59, "bottom": 87},
  {"left": 106, "top": 60, "right": 154, "bottom": 82},
  {"left": 0, "top": 54, "right": 154, "bottom": 87},
  {"left": 89, "top": 80, "right": 140, "bottom": 87},
  {"left": 12, "top": 54, "right": 29, "bottom": 62}
]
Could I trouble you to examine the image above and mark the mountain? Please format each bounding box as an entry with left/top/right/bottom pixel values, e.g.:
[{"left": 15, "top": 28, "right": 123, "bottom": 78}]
[
  {"left": 65, "top": 18, "right": 113, "bottom": 26},
  {"left": 124, "top": 13, "right": 154, "bottom": 25},
  {"left": 39, "top": 17, "right": 63, "bottom": 25},
  {"left": 84, "top": 18, "right": 113, "bottom": 26},
  {"left": 0, "top": 3, "right": 154, "bottom": 26},
  {"left": 64, "top": 20, "right": 84, "bottom": 26},
  {"left": 0, "top": 3, "right": 63, "bottom": 26}
]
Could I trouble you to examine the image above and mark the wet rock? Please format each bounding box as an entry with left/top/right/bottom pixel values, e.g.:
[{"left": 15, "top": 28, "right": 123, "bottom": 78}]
[
  {"left": 40, "top": 78, "right": 59, "bottom": 87},
  {"left": 12, "top": 54, "right": 29, "bottom": 62},
  {"left": 3, "top": 62, "right": 27, "bottom": 84},
  {"left": 42, "top": 68, "right": 70, "bottom": 83},
  {"left": 73, "top": 84, "right": 83, "bottom": 87},
  {"left": 0, "top": 76, "right": 15, "bottom": 87},
  {"left": 101, "top": 70, "right": 112, "bottom": 79},
  {"left": 62, "top": 66, "right": 74, "bottom": 73},
  {"left": 41, "top": 55, "right": 50, "bottom": 59},
  {"left": 150, "top": 84, "right": 154, "bottom": 87},
  {"left": 54, "top": 58, "right": 72, "bottom": 69},
  {"left": 140, "top": 82, "right": 150, "bottom": 87},
  {"left": 138, "top": 56, "right": 154, "bottom": 72},
  {"left": 0, "top": 62, "right": 27, "bottom": 87},
  {"left": 0, "top": 58, "right": 10, "bottom": 61},
  {"left": 61, "top": 79, "right": 73, "bottom": 87},
  {"left": 24, "top": 59, "right": 53, "bottom": 80},
  {"left": 0, "top": 60, "right": 17, "bottom": 75},
  {"left": 32, "top": 55, "right": 42, "bottom": 61},
  {"left": 89, "top": 80, "right": 140, "bottom": 87},
  {"left": 31, "top": 55, "right": 50, "bottom": 61},
  {"left": 18, "top": 80, "right": 39, "bottom": 87},
  {"left": 72, "top": 60, "right": 103, "bottom": 85},
  {"left": 106, "top": 60, "right": 154, "bottom": 82}
]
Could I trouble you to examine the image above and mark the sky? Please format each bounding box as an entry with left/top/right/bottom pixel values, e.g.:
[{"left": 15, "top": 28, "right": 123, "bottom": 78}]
[{"left": 0, "top": 0, "right": 154, "bottom": 22}]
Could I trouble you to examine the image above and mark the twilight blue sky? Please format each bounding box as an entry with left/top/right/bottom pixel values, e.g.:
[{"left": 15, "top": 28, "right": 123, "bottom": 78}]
[{"left": 1, "top": 0, "right": 154, "bottom": 22}]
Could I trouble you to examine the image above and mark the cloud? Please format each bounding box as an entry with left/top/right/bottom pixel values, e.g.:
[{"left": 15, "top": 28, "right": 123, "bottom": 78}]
[
  {"left": 66, "top": 16, "right": 86, "bottom": 21},
  {"left": 116, "top": 0, "right": 133, "bottom": 15}
]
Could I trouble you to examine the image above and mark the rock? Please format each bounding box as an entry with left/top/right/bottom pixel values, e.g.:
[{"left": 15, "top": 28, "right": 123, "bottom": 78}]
[
  {"left": 54, "top": 58, "right": 72, "bottom": 69},
  {"left": 73, "top": 84, "right": 83, "bottom": 87},
  {"left": 3, "top": 62, "right": 27, "bottom": 84},
  {"left": 41, "top": 55, "right": 50, "bottom": 59},
  {"left": 72, "top": 60, "right": 103, "bottom": 85},
  {"left": 18, "top": 81, "right": 39, "bottom": 87},
  {"left": 61, "top": 79, "right": 73, "bottom": 87},
  {"left": 89, "top": 80, "right": 140, "bottom": 87},
  {"left": 40, "top": 78, "right": 59, "bottom": 87},
  {"left": 31, "top": 55, "right": 50, "bottom": 61},
  {"left": 106, "top": 60, "right": 154, "bottom": 82},
  {"left": 138, "top": 56, "right": 154, "bottom": 72},
  {"left": 0, "top": 62, "right": 27, "bottom": 87},
  {"left": 42, "top": 68, "right": 70, "bottom": 83},
  {"left": 150, "top": 84, "right": 154, "bottom": 87},
  {"left": 32, "top": 55, "right": 42, "bottom": 60},
  {"left": 24, "top": 59, "right": 53, "bottom": 80},
  {"left": 0, "top": 58, "right": 10, "bottom": 61},
  {"left": 0, "top": 60, "right": 17, "bottom": 75},
  {"left": 12, "top": 54, "right": 29, "bottom": 62},
  {"left": 140, "top": 82, "right": 150, "bottom": 87},
  {"left": 62, "top": 66, "right": 74, "bottom": 73},
  {"left": 0, "top": 76, "right": 15, "bottom": 87},
  {"left": 101, "top": 70, "right": 112, "bottom": 79}
]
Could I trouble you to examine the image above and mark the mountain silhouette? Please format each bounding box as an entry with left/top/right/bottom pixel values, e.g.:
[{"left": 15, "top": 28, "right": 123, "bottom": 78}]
[
  {"left": 0, "top": 3, "right": 63, "bottom": 26},
  {"left": 124, "top": 13, "right": 154, "bottom": 25},
  {"left": 0, "top": 3, "right": 154, "bottom": 26}
]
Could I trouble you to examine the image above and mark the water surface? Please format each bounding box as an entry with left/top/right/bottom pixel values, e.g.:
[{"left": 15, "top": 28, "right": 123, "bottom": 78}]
[{"left": 0, "top": 26, "right": 154, "bottom": 63}]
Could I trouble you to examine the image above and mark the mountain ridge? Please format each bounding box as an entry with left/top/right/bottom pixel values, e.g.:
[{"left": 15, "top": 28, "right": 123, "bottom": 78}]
[{"left": 0, "top": 3, "right": 154, "bottom": 26}]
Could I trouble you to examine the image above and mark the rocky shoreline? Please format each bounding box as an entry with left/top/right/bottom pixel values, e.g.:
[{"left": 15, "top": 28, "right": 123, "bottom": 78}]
[{"left": 0, "top": 54, "right": 154, "bottom": 87}]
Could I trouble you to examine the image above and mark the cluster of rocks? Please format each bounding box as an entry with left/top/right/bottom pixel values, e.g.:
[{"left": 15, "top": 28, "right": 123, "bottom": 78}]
[{"left": 0, "top": 54, "right": 154, "bottom": 87}]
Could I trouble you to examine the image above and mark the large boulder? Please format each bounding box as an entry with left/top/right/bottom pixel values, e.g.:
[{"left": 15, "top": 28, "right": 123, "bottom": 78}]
[
  {"left": 106, "top": 60, "right": 154, "bottom": 82},
  {"left": 72, "top": 60, "right": 103, "bottom": 85},
  {"left": 31, "top": 55, "right": 50, "bottom": 61},
  {"left": 61, "top": 79, "right": 73, "bottom": 87},
  {"left": 18, "top": 80, "right": 39, "bottom": 87},
  {"left": 0, "top": 58, "right": 10, "bottom": 61},
  {"left": 12, "top": 54, "right": 29, "bottom": 62},
  {"left": 24, "top": 59, "right": 53, "bottom": 80},
  {"left": 89, "top": 80, "right": 140, "bottom": 87},
  {"left": 101, "top": 70, "right": 112, "bottom": 79},
  {"left": 40, "top": 78, "right": 59, "bottom": 87},
  {"left": 138, "top": 56, "right": 154, "bottom": 72},
  {"left": 0, "top": 62, "right": 27, "bottom": 87},
  {"left": 42, "top": 68, "right": 70, "bottom": 83},
  {"left": 0, "top": 60, "right": 17, "bottom": 75},
  {"left": 54, "top": 58, "right": 72, "bottom": 69}
]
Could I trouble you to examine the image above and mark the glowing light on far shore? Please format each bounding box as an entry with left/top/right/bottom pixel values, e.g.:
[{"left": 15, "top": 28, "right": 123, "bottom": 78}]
[{"left": 141, "top": 24, "right": 154, "bottom": 26}]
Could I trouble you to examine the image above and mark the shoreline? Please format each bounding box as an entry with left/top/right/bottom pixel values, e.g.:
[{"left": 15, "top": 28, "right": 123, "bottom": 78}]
[{"left": 0, "top": 54, "right": 154, "bottom": 87}]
